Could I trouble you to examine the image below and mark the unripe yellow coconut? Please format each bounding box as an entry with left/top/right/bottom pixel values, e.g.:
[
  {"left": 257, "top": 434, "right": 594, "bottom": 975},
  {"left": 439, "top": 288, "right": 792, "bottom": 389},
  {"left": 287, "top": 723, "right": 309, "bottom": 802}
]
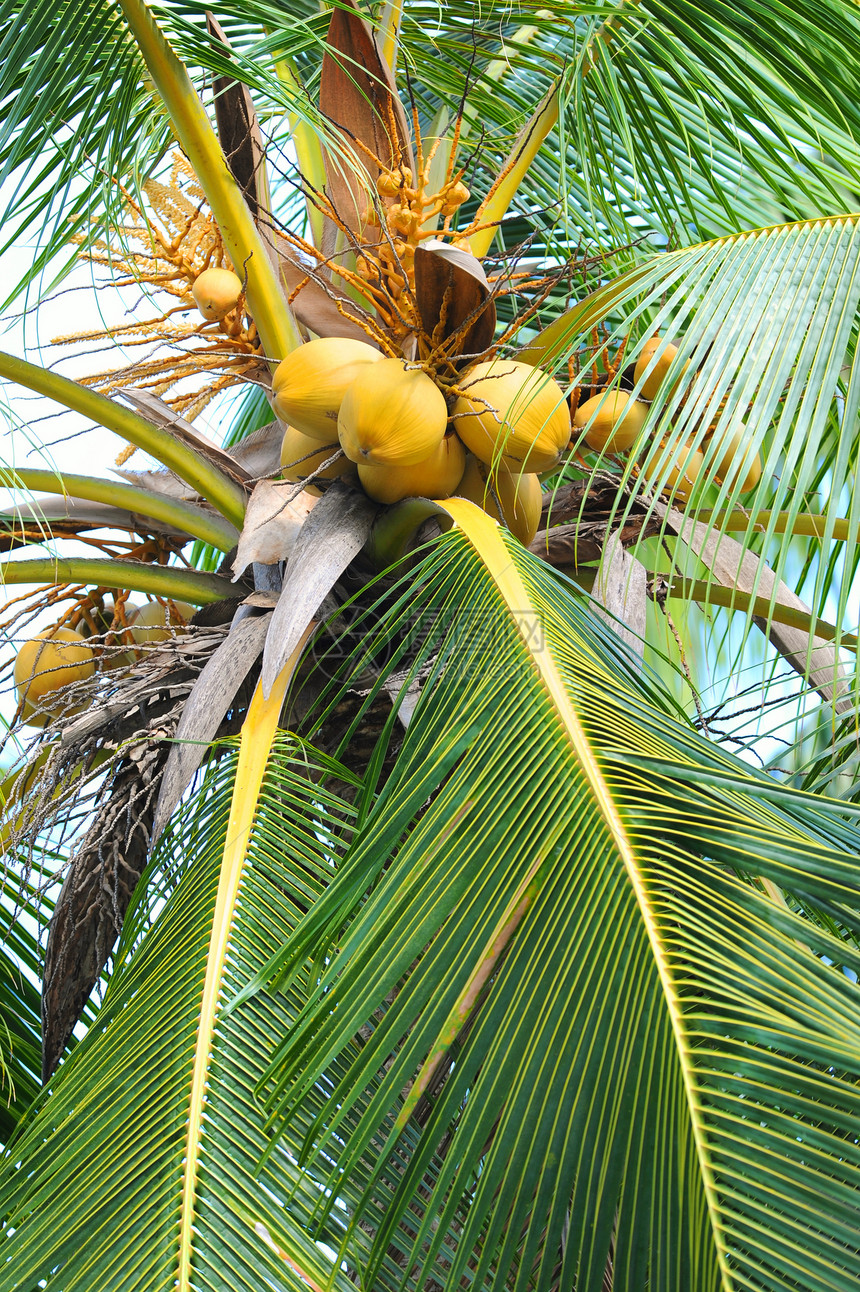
[
  {"left": 272, "top": 337, "right": 384, "bottom": 440},
  {"left": 708, "top": 423, "right": 762, "bottom": 494},
  {"left": 130, "top": 600, "right": 194, "bottom": 647},
  {"left": 634, "top": 336, "right": 690, "bottom": 402},
  {"left": 456, "top": 454, "right": 543, "bottom": 545},
  {"left": 495, "top": 469, "right": 543, "bottom": 545},
  {"left": 338, "top": 358, "right": 448, "bottom": 466},
  {"left": 14, "top": 628, "right": 95, "bottom": 724},
  {"left": 358, "top": 433, "right": 465, "bottom": 503},
  {"left": 77, "top": 598, "right": 137, "bottom": 670},
  {"left": 280, "top": 424, "right": 357, "bottom": 492},
  {"left": 191, "top": 267, "right": 243, "bottom": 321},
  {"left": 452, "top": 360, "right": 570, "bottom": 473},
  {"left": 656, "top": 442, "right": 705, "bottom": 505},
  {"left": 573, "top": 391, "right": 648, "bottom": 453}
]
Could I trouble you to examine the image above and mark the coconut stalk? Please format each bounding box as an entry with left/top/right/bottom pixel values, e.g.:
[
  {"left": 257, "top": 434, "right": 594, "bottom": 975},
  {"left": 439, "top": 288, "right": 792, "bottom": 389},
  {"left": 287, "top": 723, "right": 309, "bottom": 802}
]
[
  {"left": 0, "top": 352, "right": 248, "bottom": 529},
  {"left": 117, "top": 0, "right": 302, "bottom": 362},
  {"left": 465, "top": 80, "right": 561, "bottom": 258},
  {"left": 693, "top": 510, "right": 860, "bottom": 542},
  {"left": 2, "top": 470, "right": 239, "bottom": 551},
  {"left": 0, "top": 558, "right": 235, "bottom": 605},
  {"left": 270, "top": 55, "right": 328, "bottom": 248},
  {"left": 378, "top": 0, "right": 405, "bottom": 71}
]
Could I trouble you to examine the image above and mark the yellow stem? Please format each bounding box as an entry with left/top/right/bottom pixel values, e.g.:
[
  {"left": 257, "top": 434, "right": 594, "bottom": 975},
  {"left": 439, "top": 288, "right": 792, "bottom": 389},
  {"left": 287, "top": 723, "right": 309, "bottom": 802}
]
[
  {"left": 176, "top": 626, "right": 313, "bottom": 1292},
  {"left": 3, "top": 468, "right": 239, "bottom": 551},
  {"left": 0, "top": 558, "right": 234, "bottom": 605},
  {"left": 118, "top": 0, "right": 301, "bottom": 362},
  {"left": 463, "top": 81, "right": 561, "bottom": 260},
  {"left": 270, "top": 54, "right": 328, "bottom": 248},
  {"left": 0, "top": 350, "right": 248, "bottom": 529},
  {"left": 379, "top": 0, "right": 405, "bottom": 73}
]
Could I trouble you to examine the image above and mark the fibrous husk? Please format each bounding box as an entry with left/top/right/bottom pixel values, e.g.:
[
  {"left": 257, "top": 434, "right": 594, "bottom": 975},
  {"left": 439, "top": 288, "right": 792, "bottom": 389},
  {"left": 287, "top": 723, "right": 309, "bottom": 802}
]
[
  {"left": 206, "top": 11, "right": 267, "bottom": 218},
  {"left": 414, "top": 240, "right": 495, "bottom": 366},
  {"left": 318, "top": 0, "right": 415, "bottom": 247},
  {"left": 338, "top": 358, "right": 448, "bottom": 465},
  {"left": 231, "top": 478, "right": 317, "bottom": 581},
  {"left": 261, "top": 481, "right": 378, "bottom": 698},
  {"left": 272, "top": 336, "right": 384, "bottom": 439},
  {"left": 453, "top": 359, "right": 570, "bottom": 472},
  {"left": 22, "top": 624, "right": 235, "bottom": 1080},
  {"left": 152, "top": 612, "right": 272, "bottom": 843}
]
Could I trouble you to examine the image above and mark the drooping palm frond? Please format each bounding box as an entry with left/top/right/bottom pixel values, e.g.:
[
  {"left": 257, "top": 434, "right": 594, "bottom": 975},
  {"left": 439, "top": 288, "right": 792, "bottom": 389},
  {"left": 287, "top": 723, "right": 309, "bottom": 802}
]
[
  {"left": 0, "top": 714, "right": 378, "bottom": 1290},
  {"left": 230, "top": 511, "right": 860, "bottom": 1292},
  {"left": 526, "top": 213, "right": 860, "bottom": 704},
  {"left": 0, "top": 869, "right": 46, "bottom": 1144}
]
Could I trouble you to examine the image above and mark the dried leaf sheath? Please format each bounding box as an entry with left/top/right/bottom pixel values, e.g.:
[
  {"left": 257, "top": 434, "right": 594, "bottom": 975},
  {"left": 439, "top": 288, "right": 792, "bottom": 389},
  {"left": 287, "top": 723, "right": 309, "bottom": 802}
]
[{"left": 318, "top": 0, "right": 415, "bottom": 248}]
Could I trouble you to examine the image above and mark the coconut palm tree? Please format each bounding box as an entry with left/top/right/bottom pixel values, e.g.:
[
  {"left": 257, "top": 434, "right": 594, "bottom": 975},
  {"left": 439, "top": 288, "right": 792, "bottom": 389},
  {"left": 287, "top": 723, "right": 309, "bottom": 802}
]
[{"left": 1, "top": 0, "right": 860, "bottom": 1288}]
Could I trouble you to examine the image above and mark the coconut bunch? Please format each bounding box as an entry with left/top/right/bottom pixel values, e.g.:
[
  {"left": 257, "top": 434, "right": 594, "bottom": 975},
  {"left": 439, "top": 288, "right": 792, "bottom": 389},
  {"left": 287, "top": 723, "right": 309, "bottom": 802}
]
[
  {"left": 12, "top": 598, "right": 195, "bottom": 727},
  {"left": 274, "top": 336, "right": 571, "bottom": 545},
  {"left": 572, "top": 335, "right": 763, "bottom": 504}
]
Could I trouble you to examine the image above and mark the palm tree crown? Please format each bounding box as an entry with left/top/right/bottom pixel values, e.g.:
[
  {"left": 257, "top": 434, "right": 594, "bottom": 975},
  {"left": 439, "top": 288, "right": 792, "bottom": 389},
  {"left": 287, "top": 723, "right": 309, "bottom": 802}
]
[{"left": 1, "top": 1, "right": 860, "bottom": 1289}]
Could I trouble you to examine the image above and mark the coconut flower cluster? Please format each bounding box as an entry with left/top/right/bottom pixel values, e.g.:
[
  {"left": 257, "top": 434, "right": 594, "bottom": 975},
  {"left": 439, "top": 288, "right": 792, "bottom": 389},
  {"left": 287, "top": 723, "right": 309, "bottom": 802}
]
[{"left": 273, "top": 336, "right": 573, "bottom": 544}]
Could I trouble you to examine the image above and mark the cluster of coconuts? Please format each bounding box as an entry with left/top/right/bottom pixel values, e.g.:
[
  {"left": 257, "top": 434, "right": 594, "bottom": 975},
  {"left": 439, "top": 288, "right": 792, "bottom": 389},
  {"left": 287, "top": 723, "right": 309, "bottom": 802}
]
[
  {"left": 13, "top": 600, "right": 194, "bottom": 727},
  {"left": 572, "top": 337, "right": 763, "bottom": 502},
  {"left": 273, "top": 337, "right": 572, "bottom": 543}
]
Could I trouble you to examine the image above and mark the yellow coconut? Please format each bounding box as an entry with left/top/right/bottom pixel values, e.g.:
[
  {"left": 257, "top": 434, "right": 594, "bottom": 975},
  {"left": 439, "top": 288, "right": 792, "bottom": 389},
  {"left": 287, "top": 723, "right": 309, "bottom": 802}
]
[
  {"left": 280, "top": 424, "right": 357, "bottom": 492},
  {"left": 76, "top": 598, "right": 138, "bottom": 670},
  {"left": 456, "top": 454, "right": 543, "bottom": 545},
  {"left": 338, "top": 358, "right": 448, "bottom": 466},
  {"left": 573, "top": 391, "right": 648, "bottom": 453},
  {"left": 130, "top": 600, "right": 195, "bottom": 647},
  {"left": 191, "top": 267, "right": 243, "bottom": 321},
  {"left": 14, "top": 627, "right": 95, "bottom": 724},
  {"left": 654, "top": 442, "right": 705, "bottom": 505},
  {"left": 708, "top": 423, "right": 762, "bottom": 494},
  {"left": 358, "top": 433, "right": 466, "bottom": 503},
  {"left": 272, "top": 337, "right": 384, "bottom": 440},
  {"left": 452, "top": 360, "right": 570, "bottom": 473},
  {"left": 103, "top": 601, "right": 140, "bottom": 672},
  {"left": 633, "top": 336, "right": 690, "bottom": 402},
  {"left": 495, "top": 469, "right": 543, "bottom": 545}
]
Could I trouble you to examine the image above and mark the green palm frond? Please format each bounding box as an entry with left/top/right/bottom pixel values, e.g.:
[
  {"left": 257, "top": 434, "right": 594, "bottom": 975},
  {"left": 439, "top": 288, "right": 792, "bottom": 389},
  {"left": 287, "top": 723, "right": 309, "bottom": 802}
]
[
  {"left": 238, "top": 513, "right": 860, "bottom": 1292},
  {"left": 8, "top": 0, "right": 860, "bottom": 306},
  {"left": 529, "top": 214, "right": 860, "bottom": 680},
  {"left": 0, "top": 726, "right": 373, "bottom": 1290},
  {"left": 0, "top": 871, "right": 46, "bottom": 1144}
]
